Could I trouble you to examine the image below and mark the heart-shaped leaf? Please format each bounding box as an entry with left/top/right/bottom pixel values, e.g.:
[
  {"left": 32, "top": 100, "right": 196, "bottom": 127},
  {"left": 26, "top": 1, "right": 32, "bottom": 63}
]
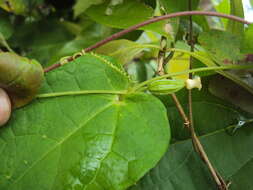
[{"left": 0, "top": 53, "right": 170, "bottom": 190}]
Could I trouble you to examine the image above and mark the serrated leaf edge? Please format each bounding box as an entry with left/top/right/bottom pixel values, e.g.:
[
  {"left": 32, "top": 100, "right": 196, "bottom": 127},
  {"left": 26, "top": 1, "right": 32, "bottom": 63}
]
[{"left": 90, "top": 52, "right": 131, "bottom": 81}]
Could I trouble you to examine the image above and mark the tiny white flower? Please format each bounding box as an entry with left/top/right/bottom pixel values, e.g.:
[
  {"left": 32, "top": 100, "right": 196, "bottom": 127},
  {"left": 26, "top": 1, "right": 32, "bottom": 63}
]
[{"left": 185, "top": 76, "right": 202, "bottom": 90}]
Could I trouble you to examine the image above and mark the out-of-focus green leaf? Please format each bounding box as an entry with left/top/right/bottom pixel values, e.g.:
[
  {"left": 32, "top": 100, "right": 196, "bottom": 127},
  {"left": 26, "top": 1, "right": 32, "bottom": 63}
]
[
  {"left": 0, "top": 0, "right": 26, "bottom": 14},
  {"left": 250, "top": 0, "right": 253, "bottom": 6},
  {"left": 86, "top": 0, "right": 149, "bottom": 28},
  {"left": 227, "top": 0, "right": 244, "bottom": 36},
  {"left": 0, "top": 53, "right": 170, "bottom": 190},
  {"left": 128, "top": 61, "right": 149, "bottom": 83},
  {"left": 159, "top": 0, "right": 200, "bottom": 39},
  {"left": 60, "top": 21, "right": 83, "bottom": 36},
  {"left": 0, "top": 0, "right": 44, "bottom": 15},
  {"left": 198, "top": 30, "right": 253, "bottom": 94},
  {"left": 167, "top": 48, "right": 253, "bottom": 94},
  {"left": 198, "top": 30, "right": 243, "bottom": 64},
  {"left": 127, "top": 59, "right": 157, "bottom": 83},
  {"left": 95, "top": 39, "right": 159, "bottom": 64},
  {"left": 0, "top": 14, "right": 13, "bottom": 50},
  {"left": 73, "top": 0, "right": 104, "bottom": 17},
  {"left": 159, "top": 0, "right": 199, "bottom": 12},
  {"left": 9, "top": 19, "right": 74, "bottom": 65},
  {"left": 165, "top": 52, "right": 190, "bottom": 80},
  {"left": 47, "top": 22, "right": 114, "bottom": 66},
  {"left": 0, "top": 32, "right": 13, "bottom": 51},
  {"left": 0, "top": 15, "right": 13, "bottom": 39},
  {"left": 85, "top": 0, "right": 170, "bottom": 38},
  {"left": 229, "top": 159, "right": 253, "bottom": 190},
  {"left": 178, "top": 19, "right": 203, "bottom": 36},
  {"left": 209, "top": 75, "right": 253, "bottom": 114},
  {"left": 212, "top": 0, "right": 230, "bottom": 27},
  {"left": 241, "top": 24, "right": 253, "bottom": 54}
]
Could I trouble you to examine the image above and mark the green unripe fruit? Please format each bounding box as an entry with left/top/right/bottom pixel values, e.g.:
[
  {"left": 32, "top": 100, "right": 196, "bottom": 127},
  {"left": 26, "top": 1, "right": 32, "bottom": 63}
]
[{"left": 148, "top": 79, "right": 185, "bottom": 95}]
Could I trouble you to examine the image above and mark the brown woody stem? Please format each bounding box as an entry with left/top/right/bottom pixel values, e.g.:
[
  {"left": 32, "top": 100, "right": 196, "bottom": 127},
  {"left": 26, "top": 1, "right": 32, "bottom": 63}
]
[{"left": 187, "top": 3, "right": 228, "bottom": 190}]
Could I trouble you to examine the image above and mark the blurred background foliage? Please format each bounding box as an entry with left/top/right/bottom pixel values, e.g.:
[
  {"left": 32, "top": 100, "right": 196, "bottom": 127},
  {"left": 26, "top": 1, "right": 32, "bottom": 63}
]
[{"left": 0, "top": 0, "right": 251, "bottom": 67}]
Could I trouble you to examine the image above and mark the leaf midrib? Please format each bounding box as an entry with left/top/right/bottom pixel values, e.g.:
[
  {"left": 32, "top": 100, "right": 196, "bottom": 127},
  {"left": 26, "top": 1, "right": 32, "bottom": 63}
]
[{"left": 10, "top": 101, "right": 115, "bottom": 187}]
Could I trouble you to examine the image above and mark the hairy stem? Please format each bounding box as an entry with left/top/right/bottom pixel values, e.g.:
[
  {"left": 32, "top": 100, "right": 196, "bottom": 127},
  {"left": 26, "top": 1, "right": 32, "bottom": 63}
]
[{"left": 43, "top": 11, "right": 251, "bottom": 73}]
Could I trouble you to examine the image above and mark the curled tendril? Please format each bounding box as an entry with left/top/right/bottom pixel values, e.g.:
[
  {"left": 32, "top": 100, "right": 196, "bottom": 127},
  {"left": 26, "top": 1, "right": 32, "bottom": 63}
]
[
  {"left": 60, "top": 56, "right": 72, "bottom": 66},
  {"left": 60, "top": 50, "right": 87, "bottom": 66}
]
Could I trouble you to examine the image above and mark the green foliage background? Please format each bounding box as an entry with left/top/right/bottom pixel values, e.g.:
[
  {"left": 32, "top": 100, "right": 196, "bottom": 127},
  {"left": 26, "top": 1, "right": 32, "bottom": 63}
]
[{"left": 0, "top": 0, "right": 253, "bottom": 189}]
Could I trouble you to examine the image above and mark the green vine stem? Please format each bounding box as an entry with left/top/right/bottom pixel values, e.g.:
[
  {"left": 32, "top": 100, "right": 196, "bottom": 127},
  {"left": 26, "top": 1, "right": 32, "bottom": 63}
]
[
  {"left": 43, "top": 11, "right": 251, "bottom": 73},
  {"left": 37, "top": 65, "right": 253, "bottom": 99},
  {"left": 131, "top": 64, "right": 253, "bottom": 92},
  {"left": 37, "top": 90, "right": 127, "bottom": 99}
]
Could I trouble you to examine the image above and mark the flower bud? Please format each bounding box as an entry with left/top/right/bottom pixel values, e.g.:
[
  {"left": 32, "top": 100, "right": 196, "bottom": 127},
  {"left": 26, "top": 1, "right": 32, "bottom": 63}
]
[
  {"left": 185, "top": 76, "right": 202, "bottom": 90},
  {"left": 148, "top": 79, "right": 185, "bottom": 95}
]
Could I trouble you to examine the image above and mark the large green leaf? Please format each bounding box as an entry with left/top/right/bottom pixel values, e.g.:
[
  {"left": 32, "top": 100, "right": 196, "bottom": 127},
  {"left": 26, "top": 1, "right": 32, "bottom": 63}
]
[
  {"left": 85, "top": 0, "right": 169, "bottom": 37},
  {"left": 129, "top": 79, "right": 253, "bottom": 190},
  {"left": 0, "top": 53, "right": 170, "bottom": 190},
  {"left": 130, "top": 124, "right": 253, "bottom": 190}
]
